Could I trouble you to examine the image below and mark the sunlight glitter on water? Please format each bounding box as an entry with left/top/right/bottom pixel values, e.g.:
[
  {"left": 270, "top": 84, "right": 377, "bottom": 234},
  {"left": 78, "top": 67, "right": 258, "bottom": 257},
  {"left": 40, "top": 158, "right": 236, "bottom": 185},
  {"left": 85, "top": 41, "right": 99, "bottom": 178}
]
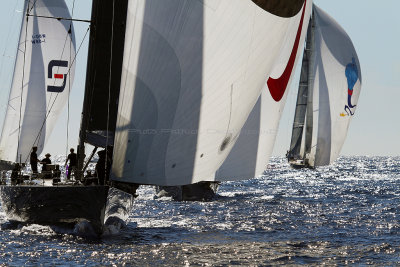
[{"left": 1, "top": 156, "right": 400, "bottom": 265}]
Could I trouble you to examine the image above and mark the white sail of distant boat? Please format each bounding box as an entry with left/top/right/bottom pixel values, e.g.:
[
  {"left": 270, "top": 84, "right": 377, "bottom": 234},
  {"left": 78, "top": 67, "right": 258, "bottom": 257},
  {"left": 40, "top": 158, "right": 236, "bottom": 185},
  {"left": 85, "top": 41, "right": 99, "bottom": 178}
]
[
  {"left": 111, "top": 0, "right": 312, "bottom": 186},
  {"left": 0, "top": 0, "right": 76, "bottom": 164},
  {"left": 215, "top": 0, "right": 312, "bottom": 180},
  {"left": 287, "top": 4, "right": 361, "bottom": 168}
]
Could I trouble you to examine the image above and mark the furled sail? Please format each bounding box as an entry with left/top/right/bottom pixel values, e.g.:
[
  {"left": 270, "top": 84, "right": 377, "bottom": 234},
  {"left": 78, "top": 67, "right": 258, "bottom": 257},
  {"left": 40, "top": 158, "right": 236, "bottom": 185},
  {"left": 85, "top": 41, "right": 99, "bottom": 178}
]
[
  {"left": 0, "top": 0, "right": 76, "bottom": 163},
  {"left": 216, "top": 0, "right": 312, "bottom": 181},
  {"left": 112, "top": 0, "right": 312, "bottom": 186},
  {"left": 288, "top": 4, "right": 362, "bottom": 168}
]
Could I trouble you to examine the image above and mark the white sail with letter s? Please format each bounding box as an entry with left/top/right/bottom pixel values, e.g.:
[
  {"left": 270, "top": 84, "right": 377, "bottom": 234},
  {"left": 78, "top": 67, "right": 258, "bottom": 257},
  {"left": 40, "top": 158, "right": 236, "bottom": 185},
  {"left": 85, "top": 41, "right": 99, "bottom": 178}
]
[{"left": 0, "top": 0, "right": 76, "bottom": 163}]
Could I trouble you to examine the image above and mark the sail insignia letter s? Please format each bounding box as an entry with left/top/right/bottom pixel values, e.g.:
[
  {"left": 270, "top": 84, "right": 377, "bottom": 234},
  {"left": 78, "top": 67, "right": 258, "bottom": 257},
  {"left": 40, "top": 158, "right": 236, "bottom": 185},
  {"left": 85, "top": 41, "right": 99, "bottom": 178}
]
[{"left": 47, "top": 60, "right": 68, "bottom": 92}]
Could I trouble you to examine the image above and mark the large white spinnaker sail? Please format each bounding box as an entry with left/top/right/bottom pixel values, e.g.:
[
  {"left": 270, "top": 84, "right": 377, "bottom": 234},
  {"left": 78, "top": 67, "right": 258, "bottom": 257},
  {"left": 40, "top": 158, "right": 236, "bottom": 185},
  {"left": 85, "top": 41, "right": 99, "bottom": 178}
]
[
  {"left": 112, "top": 0, "right": 312, "bottom": 186},
  {"left": 216, "top": 0, "right": 312, "bottom": 181},
  {"left": 289, "top": 4, "right": 362, "bottom": 168},
  {"left": 214, "top": 90, "right": 280, "bottom": 180},
  {"left": 0, "top": 0, "right": 76, "bottom": 163}
]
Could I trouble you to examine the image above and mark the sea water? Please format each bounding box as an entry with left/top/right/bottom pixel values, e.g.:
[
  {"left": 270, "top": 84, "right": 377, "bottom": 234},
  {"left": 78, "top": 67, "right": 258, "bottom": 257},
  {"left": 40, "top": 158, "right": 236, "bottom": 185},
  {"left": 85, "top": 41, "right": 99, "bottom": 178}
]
[{"left": 1, "top": 156, "right": 400, "bottom": 265}]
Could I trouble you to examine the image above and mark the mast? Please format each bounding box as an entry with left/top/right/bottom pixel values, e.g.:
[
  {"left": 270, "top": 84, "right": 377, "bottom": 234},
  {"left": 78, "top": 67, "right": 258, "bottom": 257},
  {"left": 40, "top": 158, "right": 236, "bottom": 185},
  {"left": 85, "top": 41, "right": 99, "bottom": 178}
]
[
  {"left": 287, "top": 12, "right": 314, "bottom": 162},
  {"left": 78, "top": 0, "right": 128, "bottom": 174},
  {"left": 303, "top": 9, "right": 315, "bottom": 165}
]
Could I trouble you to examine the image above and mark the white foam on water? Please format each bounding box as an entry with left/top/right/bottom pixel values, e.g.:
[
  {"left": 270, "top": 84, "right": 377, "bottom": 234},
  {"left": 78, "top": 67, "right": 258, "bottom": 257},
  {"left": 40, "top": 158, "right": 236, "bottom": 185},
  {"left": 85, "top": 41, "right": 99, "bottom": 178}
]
[
  {"left": 102, "top": 223, "right": 122, "bottom": 236},
  {"left": 136, "top": 218, "right": 175, "bottom": 228},
  {"left": 72, "top": 221, "right": 97, "bottom": 237},
  {"left": 259, "top": 195, "right": 274, "bottom": 200},
  {"left": 218, "top": 192, "right": 237, "bottom": 198},
  {"left": 214, "top": 222, "right": 234, "bottom": 230},
  {"left": 11, "top": 224, "right": 56, "bottom": 236}
]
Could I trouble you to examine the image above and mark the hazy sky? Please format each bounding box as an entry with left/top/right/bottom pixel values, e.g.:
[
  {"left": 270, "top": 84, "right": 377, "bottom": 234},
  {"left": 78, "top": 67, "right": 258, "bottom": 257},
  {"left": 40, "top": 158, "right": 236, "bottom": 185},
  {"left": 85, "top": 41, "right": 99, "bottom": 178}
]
[{"left": 0, "top": 0, "right": 398, "bottom": 158}]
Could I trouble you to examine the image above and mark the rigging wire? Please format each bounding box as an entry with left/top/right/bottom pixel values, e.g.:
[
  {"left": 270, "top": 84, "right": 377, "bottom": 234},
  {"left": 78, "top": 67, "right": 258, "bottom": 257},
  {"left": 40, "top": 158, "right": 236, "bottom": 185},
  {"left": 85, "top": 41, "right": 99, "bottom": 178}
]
[
  {"left": 105, "top": 0, "right": 116, "bottom": 181},
  {"left": 17, "top": 1, "right": 31, "bottom": 163},
  {"left": 26, "top": 14, "right": 90, "bottom": 23},
  {"left": 27, "top": 0, "right": 38, "bottom": 14},
  {"left": 66, "top": 0, "right": 76, "bottom": 157}
]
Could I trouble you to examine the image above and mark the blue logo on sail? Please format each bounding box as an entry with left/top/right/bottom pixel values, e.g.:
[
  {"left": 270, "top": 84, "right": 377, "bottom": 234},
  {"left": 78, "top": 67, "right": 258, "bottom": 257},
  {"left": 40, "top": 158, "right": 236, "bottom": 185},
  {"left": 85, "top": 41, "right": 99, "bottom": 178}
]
[{"left": 344, "top": 57, "right": 358, "bottom": 116}]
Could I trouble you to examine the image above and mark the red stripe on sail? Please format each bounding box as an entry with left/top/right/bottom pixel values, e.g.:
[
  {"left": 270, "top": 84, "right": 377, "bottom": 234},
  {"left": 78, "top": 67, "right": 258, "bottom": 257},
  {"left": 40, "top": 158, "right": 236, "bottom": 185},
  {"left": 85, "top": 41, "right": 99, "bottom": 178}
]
[
  {"left": 54, "top": 74, "right": 64, "bottom": 79},
  {"left": 267, "top": 0, "right": 307, "bottom": 102}
]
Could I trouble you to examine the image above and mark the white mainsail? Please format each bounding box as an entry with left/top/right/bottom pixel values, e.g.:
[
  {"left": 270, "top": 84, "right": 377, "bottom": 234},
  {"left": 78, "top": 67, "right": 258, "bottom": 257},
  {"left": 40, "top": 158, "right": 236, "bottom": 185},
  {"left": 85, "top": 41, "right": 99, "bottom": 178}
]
[
  {"left": 0, "top": 0, "right": 76, "bottom": 163},
  {"left": 112, "top": 0, "right": 312, "bottom": 185},
  {"left": 289, "top": 4, "right": 361, "bottom": 168},
  {"left": 216, "top": 0, "right": 312, "bottom": 181}
]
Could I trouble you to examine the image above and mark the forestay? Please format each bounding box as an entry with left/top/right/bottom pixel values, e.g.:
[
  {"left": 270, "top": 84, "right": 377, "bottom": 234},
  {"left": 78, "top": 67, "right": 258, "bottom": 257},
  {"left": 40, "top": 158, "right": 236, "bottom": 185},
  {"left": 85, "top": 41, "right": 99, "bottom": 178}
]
[
  {"left": 0, "top": 0, "right": 76, "bottom": 163},
  {"left": 112, "top": 0, "right": 311, "bottom": 186},
  {"left": 308, "top": 5, "right": 362, "bottom": 167}
]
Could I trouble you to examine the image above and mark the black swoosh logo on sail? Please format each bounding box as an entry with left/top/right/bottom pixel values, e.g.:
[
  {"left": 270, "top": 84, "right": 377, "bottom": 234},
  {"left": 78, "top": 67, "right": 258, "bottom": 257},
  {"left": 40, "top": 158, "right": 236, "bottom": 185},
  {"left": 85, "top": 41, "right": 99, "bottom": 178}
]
[{"left": 251, "top": 0, "right": 305, "bottom": 18}]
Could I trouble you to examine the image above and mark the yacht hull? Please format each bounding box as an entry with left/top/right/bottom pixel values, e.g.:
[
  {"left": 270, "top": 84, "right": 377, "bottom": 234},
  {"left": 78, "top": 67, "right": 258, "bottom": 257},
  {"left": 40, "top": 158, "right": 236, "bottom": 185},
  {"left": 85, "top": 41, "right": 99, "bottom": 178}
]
[
  {"left": 156, "top": 181, "right": 219, "bottom": 201},
  {"left": 0, "top": 185, "right": 134, "bottom": 235}
]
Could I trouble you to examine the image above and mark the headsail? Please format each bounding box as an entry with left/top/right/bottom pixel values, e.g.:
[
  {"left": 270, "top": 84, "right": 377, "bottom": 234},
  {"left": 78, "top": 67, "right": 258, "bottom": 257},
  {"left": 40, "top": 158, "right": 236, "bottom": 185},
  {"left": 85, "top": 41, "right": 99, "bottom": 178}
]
[
  {"left": 112, "top": 0, "right": 312, "bottom": 186},
  {"left": 288, "top": 4, "right": 362, "bottom": 168},
  {"left": 0, "top": 0, "right": 76, "bottom": 163},
  {"left": 79, "top": 0, "right": 128, "bottom": 150}
]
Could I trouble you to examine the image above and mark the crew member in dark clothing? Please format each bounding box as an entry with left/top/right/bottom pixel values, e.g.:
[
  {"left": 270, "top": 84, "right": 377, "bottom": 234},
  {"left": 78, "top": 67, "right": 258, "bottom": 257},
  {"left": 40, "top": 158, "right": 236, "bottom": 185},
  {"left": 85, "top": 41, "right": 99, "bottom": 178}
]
[
  {"left": 96, "top": 150, "right": 105, "bottom": 185},
  {"left": 65, "top": 148, "right": 77, "bottom": 180},
  {"left": 95, "top": 146, "right": 113, "bottom": 185},
  {"left": 41, "top": 153, "right": 52, "bottom": 178},
  {"left": 30, "top": 146, "right": 39, "bottom": 174}
]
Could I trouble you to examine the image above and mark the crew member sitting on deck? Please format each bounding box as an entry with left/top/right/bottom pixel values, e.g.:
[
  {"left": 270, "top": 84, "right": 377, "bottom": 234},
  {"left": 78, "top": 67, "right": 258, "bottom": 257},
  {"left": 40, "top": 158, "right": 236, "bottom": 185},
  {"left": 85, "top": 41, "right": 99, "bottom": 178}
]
[
  {"left": 65, "top": 148, "right": 77, "bottom": 180},
  {"left": 41, "top": 153, "right": 52, "bottom": 178}
]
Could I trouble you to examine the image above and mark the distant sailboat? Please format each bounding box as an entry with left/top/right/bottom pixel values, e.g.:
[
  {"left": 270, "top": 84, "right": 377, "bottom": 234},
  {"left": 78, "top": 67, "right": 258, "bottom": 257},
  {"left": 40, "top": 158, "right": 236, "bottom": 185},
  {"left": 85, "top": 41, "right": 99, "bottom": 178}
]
[
  {"left": 287, "top": 4, "right": 362, "bottom": 168},
  {"left": 0, "top": 0, "right": 75, "bottom": 167}
]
